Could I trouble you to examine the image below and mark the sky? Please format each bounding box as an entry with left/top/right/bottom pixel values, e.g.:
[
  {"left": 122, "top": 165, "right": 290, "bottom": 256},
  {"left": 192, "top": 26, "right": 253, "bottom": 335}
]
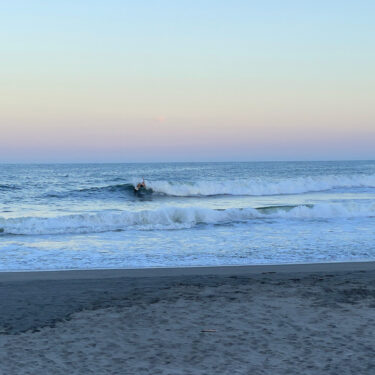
[{"left": 0, "top": 0, "right": 374, "bottom": 162}]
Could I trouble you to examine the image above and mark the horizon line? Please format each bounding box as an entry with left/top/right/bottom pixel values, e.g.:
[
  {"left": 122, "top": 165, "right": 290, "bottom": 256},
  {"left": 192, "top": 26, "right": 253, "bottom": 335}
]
[{"left": 1, "top": 159, "right": 374, "bottom": 165}]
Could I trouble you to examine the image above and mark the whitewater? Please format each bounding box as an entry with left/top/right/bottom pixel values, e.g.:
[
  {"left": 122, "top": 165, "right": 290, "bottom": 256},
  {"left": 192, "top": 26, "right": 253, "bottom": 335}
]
[
  {"left": 1, "top": 161, "right": 375, "bottom": 270},
  {"left": 147, "top": 174, "right": 375, "bottom": 196}
]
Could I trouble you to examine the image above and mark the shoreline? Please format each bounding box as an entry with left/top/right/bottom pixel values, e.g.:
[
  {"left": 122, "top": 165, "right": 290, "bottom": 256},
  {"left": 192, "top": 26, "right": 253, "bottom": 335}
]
[{"left": 1, "top": 260, "right": 375, "bottom": 282}]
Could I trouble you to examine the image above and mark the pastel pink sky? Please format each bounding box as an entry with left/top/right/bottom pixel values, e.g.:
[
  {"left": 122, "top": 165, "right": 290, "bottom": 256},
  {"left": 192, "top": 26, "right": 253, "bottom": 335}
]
[{"left": 1, "top": 1, "right": 374, "bottom": 162}]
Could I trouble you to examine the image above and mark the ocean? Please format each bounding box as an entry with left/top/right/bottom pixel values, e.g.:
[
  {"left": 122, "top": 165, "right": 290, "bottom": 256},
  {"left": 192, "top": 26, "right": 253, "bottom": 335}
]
[{"left": 1, "top": 161, "right": 374, "bottom": 270}]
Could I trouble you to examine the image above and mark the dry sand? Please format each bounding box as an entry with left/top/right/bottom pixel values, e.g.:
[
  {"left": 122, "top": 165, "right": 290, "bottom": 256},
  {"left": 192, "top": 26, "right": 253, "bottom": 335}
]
[{"left": 1, "top": 262, "right": 375, "bottom": 374}]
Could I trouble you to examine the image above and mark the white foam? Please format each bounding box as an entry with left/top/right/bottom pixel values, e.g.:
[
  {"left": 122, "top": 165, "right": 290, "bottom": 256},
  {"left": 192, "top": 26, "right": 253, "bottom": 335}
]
[
  {"left": 147, "top": 174, "right": 375, "bottom": 196},
  {"left": 1, "top": 201, "right": 374, "bottom": 235},
  {"left": 273, "top": 201, "right": 375, "bottom": 219}
]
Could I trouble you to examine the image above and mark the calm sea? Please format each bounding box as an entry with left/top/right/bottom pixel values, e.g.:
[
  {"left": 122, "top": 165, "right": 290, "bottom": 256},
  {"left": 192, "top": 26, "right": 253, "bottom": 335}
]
[{"left": 1, "top": 161, "right": 375, "bottom": 270}]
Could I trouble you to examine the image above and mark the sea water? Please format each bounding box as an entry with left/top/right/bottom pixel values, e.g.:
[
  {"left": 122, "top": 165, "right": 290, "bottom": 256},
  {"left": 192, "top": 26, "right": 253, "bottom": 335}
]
[{"left": 0, "top": 161, "right": 374, "bottom": 270}]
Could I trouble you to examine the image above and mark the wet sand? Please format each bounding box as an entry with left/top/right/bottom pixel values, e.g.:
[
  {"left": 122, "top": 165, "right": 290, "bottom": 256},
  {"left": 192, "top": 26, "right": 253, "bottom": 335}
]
[{"left": 1, "top": 262, "right": 375, "bottom": 374}]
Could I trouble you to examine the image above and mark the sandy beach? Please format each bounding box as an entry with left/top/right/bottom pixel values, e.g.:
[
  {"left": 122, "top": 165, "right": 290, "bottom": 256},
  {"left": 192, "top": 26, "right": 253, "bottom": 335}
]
[{"left": 1, "top": 262, "right": 375, "bottom": 374}]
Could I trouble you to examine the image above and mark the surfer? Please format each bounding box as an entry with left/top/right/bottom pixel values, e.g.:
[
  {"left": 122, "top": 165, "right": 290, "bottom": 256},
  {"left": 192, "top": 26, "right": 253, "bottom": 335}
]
[{"left": 135, "top": 177, "right": 146, "bottom": 191}]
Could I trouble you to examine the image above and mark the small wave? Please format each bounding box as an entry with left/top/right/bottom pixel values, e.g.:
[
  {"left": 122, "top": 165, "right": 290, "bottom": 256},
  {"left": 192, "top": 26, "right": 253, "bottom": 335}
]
[
  {"left": 0, "top": 184, "right": 21, "bottom": 191},
  {"left": 1, "top": 202, "right": 374, "bottom": 236},
  {"left": 147, "top": 174, "right": 375, "bottom": 196}
]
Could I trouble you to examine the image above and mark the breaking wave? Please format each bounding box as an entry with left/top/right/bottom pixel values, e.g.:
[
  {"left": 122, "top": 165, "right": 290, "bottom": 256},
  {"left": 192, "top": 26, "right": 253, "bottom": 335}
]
[
  {"left": 147, "top": 174, "right": 375, "bottom": 196},
  {"left": 1, "top": 201, "right": 374, "bottom": 235},
  {"left": 43, "top": 174, "right": 375, "bottom": 199}
]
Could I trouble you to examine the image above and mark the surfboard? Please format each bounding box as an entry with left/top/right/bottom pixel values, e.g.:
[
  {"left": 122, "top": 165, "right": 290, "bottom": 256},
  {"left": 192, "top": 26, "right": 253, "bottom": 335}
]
[{"left": 134, "top": 186, "right": 148, "bottom": 195}]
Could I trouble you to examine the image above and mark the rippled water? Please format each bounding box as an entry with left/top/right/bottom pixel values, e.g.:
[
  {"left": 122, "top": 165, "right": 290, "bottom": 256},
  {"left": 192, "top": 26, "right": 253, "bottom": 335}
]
[{"left": 1, "top": 161, "right": 375, "bottom": 270}]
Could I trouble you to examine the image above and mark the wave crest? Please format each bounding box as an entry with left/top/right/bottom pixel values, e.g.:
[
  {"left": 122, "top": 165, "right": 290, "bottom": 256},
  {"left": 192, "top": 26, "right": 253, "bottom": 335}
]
[{"left": 45, "top": 183, "right": 137, "bottom": 198}]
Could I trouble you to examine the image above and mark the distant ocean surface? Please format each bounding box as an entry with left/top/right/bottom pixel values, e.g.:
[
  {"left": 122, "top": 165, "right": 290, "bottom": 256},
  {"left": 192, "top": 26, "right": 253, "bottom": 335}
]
[{"left": 1, "top": 161, "right": 375, "bottom": 271}]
